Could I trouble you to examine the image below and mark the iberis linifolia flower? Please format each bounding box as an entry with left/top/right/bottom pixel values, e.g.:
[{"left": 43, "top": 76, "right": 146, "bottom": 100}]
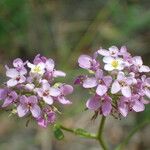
[
  {"left": 0, "top": 54, "right": 73, "bottom": 127},
  {"left": 75, "top": 46, "right": 150, "bottom": 118}
]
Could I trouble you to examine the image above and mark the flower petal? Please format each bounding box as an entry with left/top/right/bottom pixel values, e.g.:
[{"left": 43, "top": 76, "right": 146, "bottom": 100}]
[
  {"left": 96, "top": 85, "right": 107, "bottom": 96},
  {"left": 78, "top": 55, "right": 92, "bottom": 69},
  {"left": 53, "top": 70, "right": 66, "bottom": 77},
  {"left": 43, "top": 96, "right": 53, "bottom": 105},
  {"left": 17, "top": 104, "right": 29, "bottom": 117},
  {"left": 58, "top": 97, "right": 72, "bottom": 105},
  {"left": 6, "top": 68, "right": 18, "bottom": 78},
  {"left": 103, "top": 56, "right": 114, "bottom": 64},
  {"left": 98, "top": 48, "right": 109, "bottom": 56},
  {"left": 139, "top": 65, "right": 150, "bottom": 73},
  {"left": 30, "top": 105, "right": 41, "bottom": 118},
  {"left": 86, "top": 96, "right": 100, "bottom": 110},
  {"left": 7, "top": 79, "right": 18, "bottom": 87},
  {"left": 50, "top": 87, "right": 60, "bottom": 97},
  {"left": 132, "top": 101, "right": 145, "bottom": 112},
  {"left": 102, "top": 100, "right": 112, "bottom": 116},
  {"left": 121, "top": 86, "right": 131, "bottom": 98},
  {"left": 111, "top": 81, "right": 121, "bottom": 94},
  {"left": 83, "top": 77, "right": 97, "bottom": 88}
]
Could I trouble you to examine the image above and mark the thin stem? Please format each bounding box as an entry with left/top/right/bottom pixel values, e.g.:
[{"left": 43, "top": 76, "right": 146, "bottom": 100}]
[
  {"left": 97, "top": 116, "right": 108, "bottom": 150},
  {"left": 60, "top": 125, "right": 97, "bottom": 139}
]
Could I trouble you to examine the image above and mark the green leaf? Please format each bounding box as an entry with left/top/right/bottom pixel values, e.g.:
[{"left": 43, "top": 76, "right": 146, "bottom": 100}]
[{"left": 53, "top": 124, "right": 64, "bottom": 140}]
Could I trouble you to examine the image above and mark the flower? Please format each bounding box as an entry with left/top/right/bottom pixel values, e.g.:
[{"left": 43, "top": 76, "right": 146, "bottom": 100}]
[
  {"left": 111, "top": 72, "right": 134, "bottom": 97},
  {"left": 57, "top": 84, "right": 73, "bottom": 104},
  {"left": 78, "top": 54, "right": 100, "bottom": 71},
  {"left": 76, "top": 45, "right": 149, "bottom": 118},
  {"left": 118, "top": 95, "right": 145, "bottom": 117},
  {"left": 0, "top": 88, "right": 18, "bottom": 107},
  {"left": 132, "top": 56, "right": 150, "bottom": 73},
  {"left": 27, "top": 62, "right": 45, "bottom": 75},
  {"left": 1, "top": 54, "right": 73, "bottom": 127},
  {"left": 86, "top": 95, "right": 112, "bottom": 116},
  {"left": 37, "top": 82, "right": 60, "bottom": 105},
  {"left": 6, "top": 68, "right": 26, "bottom": 87},
  {"left": 17, "top": 95, "right": 41, "bottom": 118},
  {"left": 103, "top": 56, "right": 124, "bottom": 71},
  {"left": 37, "top": 108, "right": 56, "bottom": 128},
  {"left": 83, "top": 69, "right": 112, "bottom": 96},
  {"left": 98, "top": 46, "right": 119, "bottom": 57}
]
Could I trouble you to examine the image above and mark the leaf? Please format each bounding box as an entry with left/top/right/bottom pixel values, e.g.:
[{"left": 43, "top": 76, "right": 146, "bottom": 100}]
[{"left": 53, "top": 124, "right": 64, "bottom": 140}]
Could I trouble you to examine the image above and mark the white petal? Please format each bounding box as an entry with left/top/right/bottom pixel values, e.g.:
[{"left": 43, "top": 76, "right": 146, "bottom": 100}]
[
  {"left": 103, "top": 56, "right": 114, "bottom": 63},
  {"left": 104, "top": 64, "right": 114, "bottom": 71},
  {"left": 111, "top": 81, "right": 121, "bottom": 94},
  {"left": 121, "top": 86, "right": 131, "bottom": 98}
]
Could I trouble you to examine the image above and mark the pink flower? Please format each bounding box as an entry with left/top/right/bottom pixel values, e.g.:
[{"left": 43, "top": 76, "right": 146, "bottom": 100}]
[
  {"left": 132, "top": 56, "right": 150, "bottom": 73},
  {"left": 141, "top": 75, "right": 150, "bottom": 98},
  {"left": 6, "top": 68, "right": 26, "bottom": 87},
  {"left": 111, "top": 72, "right": 135, "bottom": 97},
  {"left": 98, "top": 46, "right": 119, "bottom": 57},
  {"left": 78, "top": 55, "right": 100, "bottom": 71},
  {"left": 17, "top": 95, "right": 41, "bottom": 118},
  {"left": 57, "top": 84, "right": 73, "bottom": 104},
  {"left": 118, "top": 95, "right": 145, "bottom": 117},
  {"left": 86, "top": 95, "right": 112, "bottom": 116},
  {"left": 83, "top": 69, "right": 112, "bottom": 96},
  {"left": 37, "top": 108, "right": 56, "bottom": 128},
  {"left": 0, "top": 89, "right": 18, "bottom": 107},
  {"left": 37, "top": 82, "right": 60, "bottom": 105}
]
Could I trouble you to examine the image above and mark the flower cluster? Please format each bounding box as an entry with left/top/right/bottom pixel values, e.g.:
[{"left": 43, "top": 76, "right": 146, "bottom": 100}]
[
  {"left": 75, "top": 46, "right": 150, "bottom": 117},
  {"left": 0, "top": 54, "right": 73, "bottom": 127}
]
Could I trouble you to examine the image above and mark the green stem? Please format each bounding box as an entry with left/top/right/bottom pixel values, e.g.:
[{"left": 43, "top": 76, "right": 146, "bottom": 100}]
[
  {"left": 97, "top": 116, "right": 108, "bottom": 150},
  {"left": 60, "top": 125, "right": 97, "bottom": 139}
]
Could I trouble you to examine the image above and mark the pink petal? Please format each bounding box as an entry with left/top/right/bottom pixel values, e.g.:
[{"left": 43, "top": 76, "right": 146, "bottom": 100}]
[
  {"left": 7, "top": 79, "right": 18, "bottom": 87},
  {"left": 6, "top": 68, "right": 19, "bottom": 78},
  {"left": 132, "top": 101, "right": 145, "bottom": 112},
  {"left": 28, "top": 96, "right": 38, "bottom": 104},
  {"left": 58, "top": 97, "right": 72, "bottom": 105},
  {"left": 96, "top": 85, "right": 108, "bottom": 96},
  {"left": 98, "top": 48, "right": 109, "bottom": 56},
  {"left": 86, "top": 97, "right": 100, "bottom": 110},
  {"left": 144, "top": 88, "right": 150, "bottom": 98},
  {"left": 132, "top": 56, "right": 143, "bottom": 66},
  {"left": 121, "top": 86, "right": 131, "bottom": 98},
  {"left": 43, "top": 96, "right": 53, "bottom": 105},
  {"left": 78, "top": 55, "right": 92, "bottom": 69},
  {"left": 2, "top": 98, "right": 13, "bottom": 107},
  {"left": 95, "top": 69, "right": 103, "bottom": 79},
  {"left": 50, "top": 87, "right": 60, "bottom": 97},
  {"left": 103, "top": 76, "right": 112, "bottom": 87},
  {"left": 53, "top": 70, "right": 66, "bottom": 77},
  {"left": 45, "top": 59, "right": 55, "bottom": 71},
  {"left": 83, "top": 77, "right": 97, "bottom": 88},
  {"left": 61, "top": 85, "right": 73, "bottom": 95},
  {"left": 139, "top": 65, "right": 150, "bottom": 73},
  {"left": 30, "top": 105, "right": 41, "bottom": 118},
  {"left": 118, "top": 101, "right": 128, "bottom": 117},
  {"left": 17, "top": 104, "right": 29, "bottom": 117},
  {"left": 102, "top": 101, "right": 112, "bottom": 116},
  {"left": 111, "top": 81, "right": 121, "bottom": 94}
]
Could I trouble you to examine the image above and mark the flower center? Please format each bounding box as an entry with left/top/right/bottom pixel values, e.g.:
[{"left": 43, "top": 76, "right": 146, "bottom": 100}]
[
  {"left": 34, "top": 66, "right": 41, "bottom": 73},
  {"left": 111, "top": 60, "right": 119, "bottom": 68}
]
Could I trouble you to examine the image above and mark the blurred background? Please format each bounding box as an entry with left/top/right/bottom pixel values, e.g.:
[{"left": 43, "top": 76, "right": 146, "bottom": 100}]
[{"left": 0, "top": 0, "right": 150, "bottom": 150}]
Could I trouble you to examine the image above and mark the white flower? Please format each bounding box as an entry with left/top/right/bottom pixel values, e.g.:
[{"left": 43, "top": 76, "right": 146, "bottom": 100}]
[
  {"left": 27, "top": 62, "right": 45, "bottom": 75},
  {"left": 103, "top": 56, "right": 124, "bottom": 71}
]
